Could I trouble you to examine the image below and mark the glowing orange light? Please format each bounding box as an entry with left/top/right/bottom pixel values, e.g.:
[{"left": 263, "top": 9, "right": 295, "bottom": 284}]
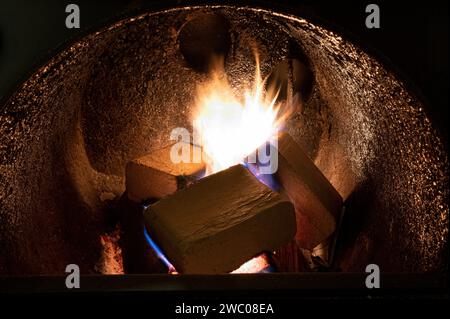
[{"left": 231, "top": 254, "right": 271, "bottom": 273}]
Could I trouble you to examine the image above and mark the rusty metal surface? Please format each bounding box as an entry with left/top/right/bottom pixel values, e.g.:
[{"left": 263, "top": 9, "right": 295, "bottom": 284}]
[{"left": 0, "top": 6, "right": 448, "bottom": 274}]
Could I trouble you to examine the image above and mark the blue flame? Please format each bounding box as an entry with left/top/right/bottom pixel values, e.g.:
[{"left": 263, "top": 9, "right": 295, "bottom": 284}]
[
  {"left": 242, "top": 162, "right": 281, "bottom": 191},
  {"left": 143, "top": 226, "right": 176, "bottom": 273}
]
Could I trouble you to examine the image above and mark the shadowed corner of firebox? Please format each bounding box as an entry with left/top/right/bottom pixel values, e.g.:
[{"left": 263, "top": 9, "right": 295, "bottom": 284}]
[{"left": 0, "top": 27, "right": 3, "bottom": 91}]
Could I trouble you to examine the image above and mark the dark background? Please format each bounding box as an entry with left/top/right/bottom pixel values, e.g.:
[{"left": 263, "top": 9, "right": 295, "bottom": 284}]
[{"left": 0, "top": 0, "right": 448, "bottom": 141}]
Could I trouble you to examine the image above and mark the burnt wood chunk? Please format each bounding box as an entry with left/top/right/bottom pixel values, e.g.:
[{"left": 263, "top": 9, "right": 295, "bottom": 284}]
[
  {"left": 144, "top": 164, "right": 296, "bottom": 274},
  {"left": 118, "top": 195, "right": 167, "bottom": 274},
  {"left": 125, "top": 142, "right": 205, "bottom": 203},
  {"left": 270, "top": 240, "right": 311, "bottom": 272},
  {"left": 276, "top": 133, "right": 343, "bottom": 250}
]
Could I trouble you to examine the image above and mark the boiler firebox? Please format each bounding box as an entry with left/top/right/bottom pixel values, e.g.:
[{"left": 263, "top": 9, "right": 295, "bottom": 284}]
[{"left": 0, "top": 5, "right": 448, "bottom": 293}]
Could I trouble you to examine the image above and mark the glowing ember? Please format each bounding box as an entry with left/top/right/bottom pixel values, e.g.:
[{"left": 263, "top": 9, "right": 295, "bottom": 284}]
[
  {"left": 232, "top": 254, "right": 271, "bottom": 273},
  {"left": 192, "top": 55, "right": 290, "bottom": 175}
]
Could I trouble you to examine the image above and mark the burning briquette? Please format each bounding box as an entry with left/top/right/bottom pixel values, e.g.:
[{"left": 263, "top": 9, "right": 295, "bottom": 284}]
[
  {"left": 144, "top": 164, "right": 296, "bottom": 274},
  {"left": 125, "top": 142, "right": 205, "bottom": 203},
  {"left": 275, "top": 133, "right": 343, "bottom": 249}
]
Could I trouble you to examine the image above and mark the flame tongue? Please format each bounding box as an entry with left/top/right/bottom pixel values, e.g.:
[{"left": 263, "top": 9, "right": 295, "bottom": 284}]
[{"left": 193, "top": 56, "right": 287, "bottom": 176}]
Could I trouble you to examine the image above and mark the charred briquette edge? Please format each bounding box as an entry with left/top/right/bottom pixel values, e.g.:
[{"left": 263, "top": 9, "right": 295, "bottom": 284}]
[
  {"left": 275, "top": 133, "right": 343, "bottom": 250},
  {"left": 270, "top": 240, "right": 311, "bottom": 272},
  {"left": 125, "top": 142, "right": 205, "bottom": 203},
  {"left": 144, "top": 164, "right": 296, "bottom": 274},
  {"left": 118, "top": 195, "right": 167, "bottom": 274}
]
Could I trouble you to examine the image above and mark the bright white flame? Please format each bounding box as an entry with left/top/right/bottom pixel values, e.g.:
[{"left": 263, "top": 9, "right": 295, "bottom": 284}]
[{"left": 193, "top": 56, "right": 289, "bottom": 175}]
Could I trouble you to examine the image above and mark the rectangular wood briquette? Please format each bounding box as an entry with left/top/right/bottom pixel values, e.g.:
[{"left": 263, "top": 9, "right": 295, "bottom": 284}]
[
  {"left": 144, "top": 164, "right": 296, "bottom": 274},
  {"left": 275, "top": 133, "right": 343, "bottom": 249},
  {"left": 125, "top": 142, "right": 205, "bottom": 203}
]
